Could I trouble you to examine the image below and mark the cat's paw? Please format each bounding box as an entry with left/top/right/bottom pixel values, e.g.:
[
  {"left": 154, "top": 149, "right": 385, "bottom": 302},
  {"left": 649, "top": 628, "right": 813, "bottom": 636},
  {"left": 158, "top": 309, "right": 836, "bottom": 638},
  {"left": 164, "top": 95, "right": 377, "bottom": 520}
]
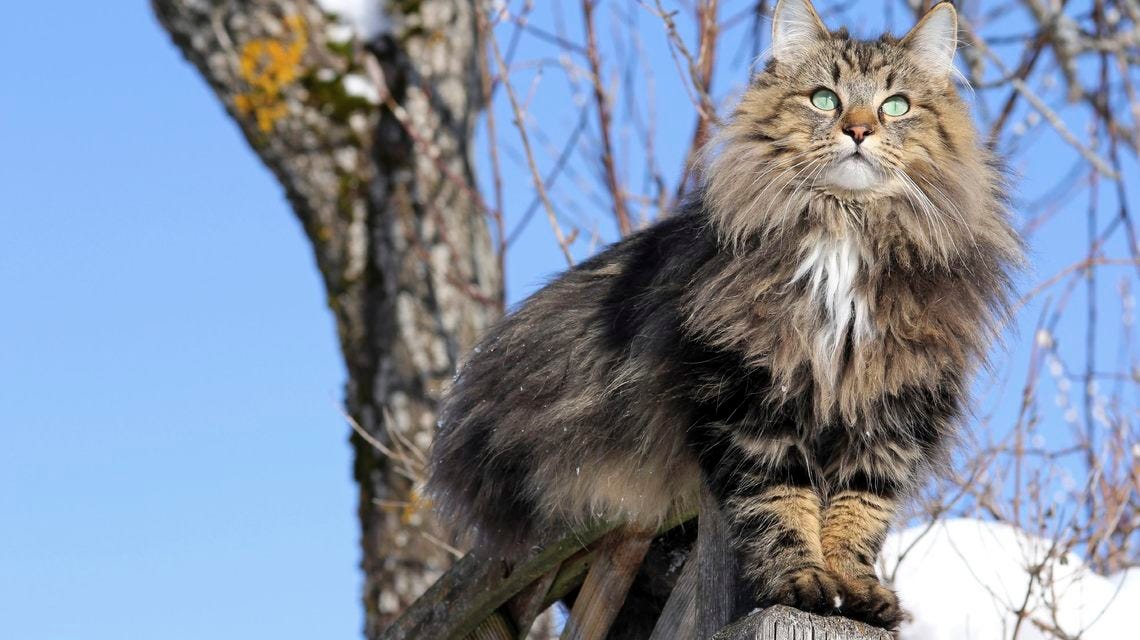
[
  {"left": 763, "top": 566, "right": 843, "bottom": 615},
  {"left": 836, "top": 575, "right": 902, "bottom": 629}
]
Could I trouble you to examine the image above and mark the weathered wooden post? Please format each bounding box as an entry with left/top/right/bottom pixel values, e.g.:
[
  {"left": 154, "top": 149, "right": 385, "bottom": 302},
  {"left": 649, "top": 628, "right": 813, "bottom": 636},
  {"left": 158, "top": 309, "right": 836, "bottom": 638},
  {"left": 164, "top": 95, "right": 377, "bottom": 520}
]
[{"left": 713, "top": 606, "right": 892, "bottom": 640}]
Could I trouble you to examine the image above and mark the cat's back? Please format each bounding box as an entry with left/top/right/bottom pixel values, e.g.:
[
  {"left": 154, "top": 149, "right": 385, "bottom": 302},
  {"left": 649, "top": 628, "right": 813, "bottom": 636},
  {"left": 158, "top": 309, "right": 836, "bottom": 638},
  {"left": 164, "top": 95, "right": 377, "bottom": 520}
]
[{"left": 427, "top": 211, "right": 713, "bottom": 552}]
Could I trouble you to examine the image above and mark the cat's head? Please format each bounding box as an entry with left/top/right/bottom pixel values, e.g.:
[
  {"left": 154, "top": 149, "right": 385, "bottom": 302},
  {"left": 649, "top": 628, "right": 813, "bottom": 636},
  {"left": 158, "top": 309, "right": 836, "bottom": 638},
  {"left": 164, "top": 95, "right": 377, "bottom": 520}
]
[
  {"left": 705, "top": 0, "right": 1011, "bottom": 259},
  {"left": 759, "top": 0, "right": 963, "bottom": 193}
]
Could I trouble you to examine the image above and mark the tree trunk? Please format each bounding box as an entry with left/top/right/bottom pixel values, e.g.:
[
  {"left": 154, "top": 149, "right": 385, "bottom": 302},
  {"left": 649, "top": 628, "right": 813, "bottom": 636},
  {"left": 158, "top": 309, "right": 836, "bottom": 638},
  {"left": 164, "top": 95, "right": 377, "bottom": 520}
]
[{"left": 152, "top": 1, "right": 498, "bottom": 636}]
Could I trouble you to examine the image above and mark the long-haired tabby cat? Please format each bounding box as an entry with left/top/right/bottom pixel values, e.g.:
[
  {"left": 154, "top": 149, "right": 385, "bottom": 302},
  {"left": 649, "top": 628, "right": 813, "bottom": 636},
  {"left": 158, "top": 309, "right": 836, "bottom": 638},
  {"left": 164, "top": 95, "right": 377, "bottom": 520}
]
[{"left": 428, "top": 0, "right": 1020, "bottom": 630}]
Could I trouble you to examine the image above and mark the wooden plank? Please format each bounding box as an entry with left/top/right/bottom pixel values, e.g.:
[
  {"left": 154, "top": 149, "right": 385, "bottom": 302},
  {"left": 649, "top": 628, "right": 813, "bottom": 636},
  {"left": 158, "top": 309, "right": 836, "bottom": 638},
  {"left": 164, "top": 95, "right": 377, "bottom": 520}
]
[
  {"left": 696, "top": 483, "right": 739, "bottom": 640},
  {"left": 384, "top": 507, "right": 697, "bottom": 639},
  {"left": 507, "top": 567, "right": 560, "bottom": 639},
  {"left": 542, "top": 507, "right": 698, "bottom": 608},
  {"left": 467, "top": 611, "right": 516, "bottom": 640},
  {"left": 381, "top": 519, "right": 619, "bottom": 640},
  {"left": 647, "top": 546, "right": 697, "bottom": 640},
  {"left": 542, "top": 547, "right": 594, "bottom": 606},
  {"left": 560, "top": 530, "right": 654, "bottom": 640},
  {"left": 711, "top": 606, "right": 892, "bottom": 640}
]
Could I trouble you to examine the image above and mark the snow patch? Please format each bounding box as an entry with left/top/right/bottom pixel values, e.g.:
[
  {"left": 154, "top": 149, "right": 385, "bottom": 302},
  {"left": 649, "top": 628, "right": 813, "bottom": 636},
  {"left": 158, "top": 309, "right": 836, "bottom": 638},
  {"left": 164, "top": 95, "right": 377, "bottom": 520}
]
[
  {"left": 342, "top": 73, "right": 379, "bottom": 103},
  {"left": 882, "top": 518, "right": 1137, "bottom": 640},
  {"left": 326, "top": 22, "right": 355, "bottom": 44},
  {"left": 315, "top": 0, "right": 388, "bottom": 40}
]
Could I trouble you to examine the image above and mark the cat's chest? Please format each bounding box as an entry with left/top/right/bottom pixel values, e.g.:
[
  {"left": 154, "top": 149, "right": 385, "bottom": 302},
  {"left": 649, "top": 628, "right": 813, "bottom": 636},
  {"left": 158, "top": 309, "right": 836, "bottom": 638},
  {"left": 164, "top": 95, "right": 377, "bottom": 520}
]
[{"left": 792, "top": 235, "right": 873, "bottom": 380}]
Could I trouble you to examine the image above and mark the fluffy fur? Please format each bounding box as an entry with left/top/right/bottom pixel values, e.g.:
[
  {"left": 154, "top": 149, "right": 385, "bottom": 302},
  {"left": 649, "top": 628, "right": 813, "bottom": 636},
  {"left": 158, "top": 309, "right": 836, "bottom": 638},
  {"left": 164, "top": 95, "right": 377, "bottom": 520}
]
[{"left": 428, "top": 0, "right": 1021, "bottom": 629}]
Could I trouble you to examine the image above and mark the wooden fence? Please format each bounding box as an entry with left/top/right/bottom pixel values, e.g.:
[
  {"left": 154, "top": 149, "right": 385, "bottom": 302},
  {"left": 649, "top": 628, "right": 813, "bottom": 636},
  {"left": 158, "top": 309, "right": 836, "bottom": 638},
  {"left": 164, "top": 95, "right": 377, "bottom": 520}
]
[{"left": 383, "top": 486, "right": 886, "bottom": 640}]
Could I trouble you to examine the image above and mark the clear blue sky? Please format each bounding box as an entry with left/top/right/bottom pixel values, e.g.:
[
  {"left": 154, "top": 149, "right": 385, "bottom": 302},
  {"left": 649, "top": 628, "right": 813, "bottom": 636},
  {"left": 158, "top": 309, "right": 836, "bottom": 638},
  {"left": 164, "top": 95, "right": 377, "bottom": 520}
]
[
  {"left": 1, "top": 4, "right": 357, "bottom": 638},
  {"left": 1, "top": 2, "right": 1134, "bottom": 639}
]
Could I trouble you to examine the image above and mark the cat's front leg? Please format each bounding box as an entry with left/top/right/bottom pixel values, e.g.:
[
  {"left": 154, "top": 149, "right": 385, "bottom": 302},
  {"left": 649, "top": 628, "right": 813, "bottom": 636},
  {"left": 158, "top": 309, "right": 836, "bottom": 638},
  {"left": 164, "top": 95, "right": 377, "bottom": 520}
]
[
  {"left": 703, "top": 433, "right": 840, "bottom": 615},
  {"left": 820, "top": 485, "right": 902, "bottom": 629},
  {"left": 725, "top": 482, "right": 843, "bottom": 614}
]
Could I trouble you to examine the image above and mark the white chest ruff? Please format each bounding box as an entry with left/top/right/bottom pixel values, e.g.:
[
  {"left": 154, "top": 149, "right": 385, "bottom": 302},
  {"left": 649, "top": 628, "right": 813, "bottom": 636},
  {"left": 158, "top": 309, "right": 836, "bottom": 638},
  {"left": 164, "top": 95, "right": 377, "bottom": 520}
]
[{"left": 793, "top": 235, "right": 873, "bottom": 383}]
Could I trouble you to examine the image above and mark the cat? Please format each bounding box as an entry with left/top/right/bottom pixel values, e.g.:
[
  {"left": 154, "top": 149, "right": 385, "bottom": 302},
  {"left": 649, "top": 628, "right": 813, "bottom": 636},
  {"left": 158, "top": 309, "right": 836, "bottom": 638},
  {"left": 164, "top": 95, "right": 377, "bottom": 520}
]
[{"left": 427, "top": 0, "right": 1021, "bottom": 630}]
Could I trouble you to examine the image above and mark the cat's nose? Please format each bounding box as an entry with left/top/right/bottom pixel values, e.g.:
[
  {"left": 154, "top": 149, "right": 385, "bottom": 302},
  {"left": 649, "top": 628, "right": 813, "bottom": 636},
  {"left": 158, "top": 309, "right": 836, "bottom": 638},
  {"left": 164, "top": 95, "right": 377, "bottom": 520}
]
[{"left": 843, "top": 123, "right": 874, "bottom": 144}]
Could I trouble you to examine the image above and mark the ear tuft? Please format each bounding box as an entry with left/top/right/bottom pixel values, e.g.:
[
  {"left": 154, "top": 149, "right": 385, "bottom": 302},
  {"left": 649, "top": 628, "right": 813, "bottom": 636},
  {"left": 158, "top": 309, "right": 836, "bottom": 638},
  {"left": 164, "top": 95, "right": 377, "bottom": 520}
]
[
  {"left": 770, "top": 0, "right": 829, "bottom": 62},
  {"left": 902, "top": 2, "right": 959, "bottom": 75}
]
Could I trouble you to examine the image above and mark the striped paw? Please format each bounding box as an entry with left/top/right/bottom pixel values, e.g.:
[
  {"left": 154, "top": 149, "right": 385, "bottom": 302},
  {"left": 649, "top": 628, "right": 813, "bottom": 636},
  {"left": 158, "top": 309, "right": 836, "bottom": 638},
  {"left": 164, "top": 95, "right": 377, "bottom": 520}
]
[
  {"left": 764, "top": 566, "right": 843, "bottom": 615},
  {"left": 837, "top": 574, "right": 902, "bottom": 629}
]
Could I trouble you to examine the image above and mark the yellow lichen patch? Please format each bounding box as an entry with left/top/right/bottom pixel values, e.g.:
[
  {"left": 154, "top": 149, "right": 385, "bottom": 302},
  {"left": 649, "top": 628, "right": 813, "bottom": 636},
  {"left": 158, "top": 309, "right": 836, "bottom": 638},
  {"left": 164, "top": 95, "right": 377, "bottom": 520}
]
[
  {"left": 234, "top": 15, "right": 308, "bottom": 133},
  {"left": 401, "top": 488, "right": 432, "bottom": 525}
]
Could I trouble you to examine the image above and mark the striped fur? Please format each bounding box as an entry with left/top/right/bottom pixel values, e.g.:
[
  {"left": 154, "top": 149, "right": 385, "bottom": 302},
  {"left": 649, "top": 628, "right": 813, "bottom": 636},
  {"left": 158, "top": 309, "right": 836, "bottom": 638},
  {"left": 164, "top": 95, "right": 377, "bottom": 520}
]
[{"left": 427, "top": 0, "right": 1021, "bottom": 630}]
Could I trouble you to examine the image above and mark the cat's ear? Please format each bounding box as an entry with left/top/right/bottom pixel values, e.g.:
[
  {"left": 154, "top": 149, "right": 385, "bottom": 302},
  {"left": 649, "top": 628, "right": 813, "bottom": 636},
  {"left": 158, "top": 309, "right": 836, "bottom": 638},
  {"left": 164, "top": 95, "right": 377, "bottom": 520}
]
[
  {"left": 770, "top": 0, "right": 829, "bottom": 62},
  {"left": 902, "top": 2, "right": 959, "bottom": 75}
]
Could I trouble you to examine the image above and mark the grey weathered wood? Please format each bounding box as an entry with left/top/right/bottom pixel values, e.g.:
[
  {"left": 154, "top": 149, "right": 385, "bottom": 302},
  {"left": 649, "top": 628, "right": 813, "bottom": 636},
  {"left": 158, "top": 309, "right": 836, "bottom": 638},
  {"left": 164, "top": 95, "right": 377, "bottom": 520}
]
[
  {"left": 647, "top": 483, "right": 744, "bottom": 640},
  {"left": 648, "top": 546, "right": 697, "bottom": 640},
  {"left": 467, "top": 611, "right": 515, "bottom": 640},
  {"left": 560, "top": 530, "right": 654, "bottom": 640},
  {"left": 385, "top": 507, "right": 699, "bottom": 639},
  {"left": 697, "top": 483, "right": 739, "bottom": 640},
  {"left": 381, "top": 520, "right": 618, "bottom": 640},
  {"left": 711, "top": 606, "right": 892, "bottom": 640},
  {"left": 507, "top": 566, "right": 560, "bottom": 638},
  {"left": 542, "top": 546, "right": 594, "bottom": 606}
]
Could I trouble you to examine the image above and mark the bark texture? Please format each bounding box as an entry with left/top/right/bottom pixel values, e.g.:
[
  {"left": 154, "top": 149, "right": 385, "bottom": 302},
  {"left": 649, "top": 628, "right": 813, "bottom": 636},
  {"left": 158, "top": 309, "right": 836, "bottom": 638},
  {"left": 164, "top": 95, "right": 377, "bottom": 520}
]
[{"left": 152, "top": 1, "right": 498, "bottom": 636}]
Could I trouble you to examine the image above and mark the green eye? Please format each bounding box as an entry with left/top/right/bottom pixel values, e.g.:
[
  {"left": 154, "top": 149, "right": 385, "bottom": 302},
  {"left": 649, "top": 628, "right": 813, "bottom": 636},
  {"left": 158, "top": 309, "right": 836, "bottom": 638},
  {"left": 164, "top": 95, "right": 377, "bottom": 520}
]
[
  {"left": 881, "top": 95, "right": 910, "bottom": 116},
  {"left": 810, "top": 89, "right": 839, "bottom": 111}
]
